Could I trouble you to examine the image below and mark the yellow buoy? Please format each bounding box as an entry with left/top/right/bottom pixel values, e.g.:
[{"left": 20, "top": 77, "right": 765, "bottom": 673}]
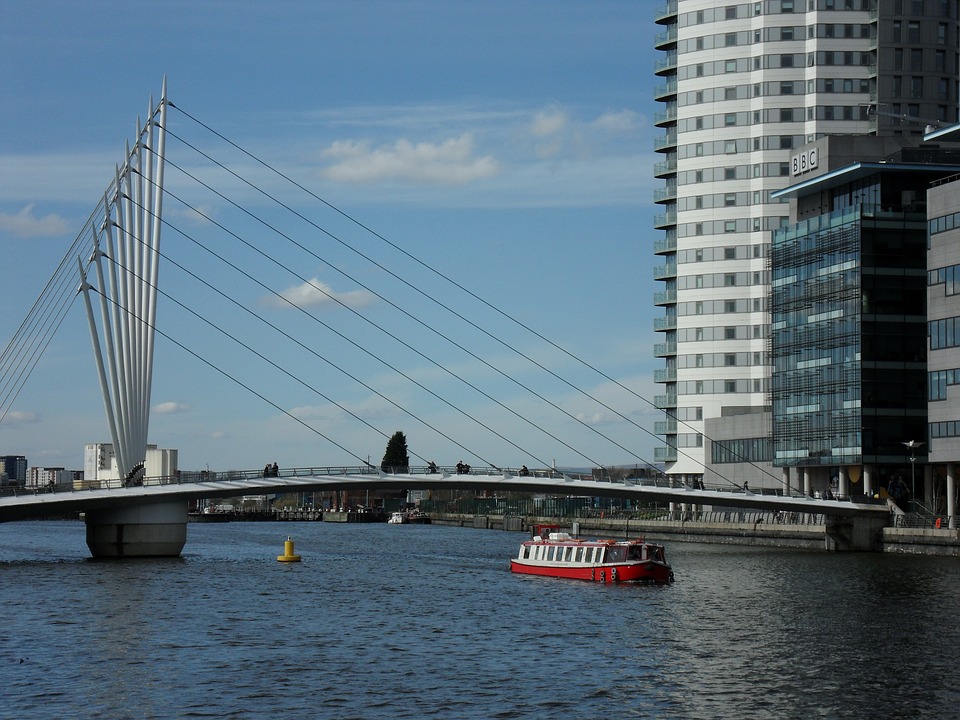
[{"left": 277, "top": 536, "right": 301, "bottom": 562}]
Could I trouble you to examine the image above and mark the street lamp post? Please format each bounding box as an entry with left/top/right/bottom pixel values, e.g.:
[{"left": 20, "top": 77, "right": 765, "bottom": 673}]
[{"left": 901, "top": 440, "right": 925, "bottom": 506}]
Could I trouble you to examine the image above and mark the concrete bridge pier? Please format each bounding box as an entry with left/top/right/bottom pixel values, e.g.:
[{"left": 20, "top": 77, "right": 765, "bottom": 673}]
[
  {"left": 85, "top": 501, "right": 188, "bottom": 558},
  {"left": 824, "top": 512, "right": 888, "bottom": 552}
]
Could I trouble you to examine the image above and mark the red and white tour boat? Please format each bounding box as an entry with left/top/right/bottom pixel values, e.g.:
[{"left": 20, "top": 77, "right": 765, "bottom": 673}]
[{"left": 510, "top": 526, "right": 673, "bottom": 584}]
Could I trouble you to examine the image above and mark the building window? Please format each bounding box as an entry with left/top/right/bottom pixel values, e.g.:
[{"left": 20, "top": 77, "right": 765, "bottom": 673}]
[
  {"left": 725, "top": 140, "right": 738, "bottom": 154},
  {"left": 725, "top": 354, "right": 736, "bottom": 366},
  {"left": 726, "top": 6, "right": 737, "bottom": 19},
  {"left": 725, "top": 167, "right": 736, "bottom": 180},
  {"left": 725, "top": 380, "right": 737, "bottom": 393},
  {"left": 724, "top": 273, "right": 736, "bottom": 286},
  {"left": 725, "top": 300, "right": 736, "bottom": 313},
  {"left": 726, "top": 33, "right": 738, "bottom": 47},
  {"left": 725, "top": 220, "right": 737, "bottom": 232},
  {"left": 726, "top": 59, "right": 737, "bottom": 73},
  {"left": 725, "top": 327, "right": 736, "bottom": 339},
  {"left": 781, "top": 54, "right": 794, "bottom": 68},
  {"left": 908, "top": 21, "right": 921, "bottom": 44},
  {"left": 725, "top": 87, "right": 737, "bottom": 100},
  {"left": 724, "top": 247, "right": 736, "bottom": 259},
  {"left": 725, "top": 113, "right": 737, "bottom": 126}
]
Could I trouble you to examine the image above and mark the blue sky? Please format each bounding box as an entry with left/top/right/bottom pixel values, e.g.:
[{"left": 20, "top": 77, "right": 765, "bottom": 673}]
[{"left": 0, "top": 1, "right": 663, "bottom": 474}]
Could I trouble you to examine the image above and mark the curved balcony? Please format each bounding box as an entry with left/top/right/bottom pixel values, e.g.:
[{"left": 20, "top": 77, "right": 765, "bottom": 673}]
[
  {"left": 654, "top": 289, "right": 677, "bottom": 306},
  {"left": 654, "top": 53, "right": 677, "bottom": 76},
  {"left": 653, "top": 261, "right": 677, "bottom": 280},
  {"left": 654, "top": 314, "right": 676, "bottom": 332},
  {"left": 654, "top": 158, "right": 677, "bottom": 178},
  {"left": 653, "top": 210, "right": 677, "bottom": 229},
  {"left": 654, "top": 236, "right": 676, "bottom": 254},
  {"left": 654, "top": 27, "right": 677, "bottom": 50},
  {"left": 654, "top": 184, "right": 677, "bottom": 204},
  {"left": 654, "top": 106, "right": 677, "bottom": 127},
  {"left": 654, "top": 131, "right": 677, "bottom": 152},
  {"left": 655, "top": 1, "right": 677, "bottom": 24},
  {"left": 653, "top": 369, "right": 677, "bottom": 385},
  {"left": 654, "top": 446, "right": 679, "bottom": 462},
  {"left": 654, "top": 419, "right": 677, "bottom": 434},
  {"left": 654, "top": 341, "right": 677, "bottom": 357},
  {"left": 654, "top": 79, "right": 678, "bottom": 101}
]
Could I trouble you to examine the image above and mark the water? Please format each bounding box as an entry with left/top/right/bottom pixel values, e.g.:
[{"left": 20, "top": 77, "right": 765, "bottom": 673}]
[{"left": 2, "top": 521, "right": 958, "bottom": 719}]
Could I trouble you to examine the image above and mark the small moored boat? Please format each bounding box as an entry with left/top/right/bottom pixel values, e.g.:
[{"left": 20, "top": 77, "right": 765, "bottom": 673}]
[
  {"left": 387, "top": 509, "right": 432, "bottom": 525},
  {"left": 510, "top": 526, "right": 673, "bottom": 584}
]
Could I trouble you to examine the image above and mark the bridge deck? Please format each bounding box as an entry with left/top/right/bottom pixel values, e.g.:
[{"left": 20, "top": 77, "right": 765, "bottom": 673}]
[{"left": 0, "top": 466, "right": 892, "bottom": 522}]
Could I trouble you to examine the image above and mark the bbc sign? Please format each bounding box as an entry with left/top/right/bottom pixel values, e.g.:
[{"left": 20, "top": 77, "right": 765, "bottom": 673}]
[{"left": 791, "top": 148, "right": 819, "bottom": 177}]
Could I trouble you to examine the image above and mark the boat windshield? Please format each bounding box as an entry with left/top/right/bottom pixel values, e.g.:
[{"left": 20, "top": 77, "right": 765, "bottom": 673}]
[
  {"left": 627, "top": 545, "right": 646, "bottom": 561},
  {"left": 605, "top": 546, "right": 626, "bottom": 563}
]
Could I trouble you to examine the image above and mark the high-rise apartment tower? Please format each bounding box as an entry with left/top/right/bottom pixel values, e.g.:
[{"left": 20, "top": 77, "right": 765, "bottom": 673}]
[{"left": 652, "top": 0, "right": 960, "bottom": 484}]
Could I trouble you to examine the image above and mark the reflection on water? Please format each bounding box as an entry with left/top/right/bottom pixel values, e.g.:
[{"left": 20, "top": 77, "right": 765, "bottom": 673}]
[{"left": 2, "top": 522, "right": 958, "bottom": 719}]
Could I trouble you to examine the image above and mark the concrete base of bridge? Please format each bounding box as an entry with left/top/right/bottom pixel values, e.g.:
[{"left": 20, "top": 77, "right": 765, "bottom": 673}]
[
  {"left": 85, "top": 501, "right": 188, "bottom": 558},
  {"left": 825, "top": 513, "right": 889, "bottom": 552}
]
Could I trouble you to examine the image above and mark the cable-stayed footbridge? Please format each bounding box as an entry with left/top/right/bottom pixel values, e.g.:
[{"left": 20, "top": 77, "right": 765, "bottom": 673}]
[{"left": 0, "top": 81, "right": 893, "bottom": 556}]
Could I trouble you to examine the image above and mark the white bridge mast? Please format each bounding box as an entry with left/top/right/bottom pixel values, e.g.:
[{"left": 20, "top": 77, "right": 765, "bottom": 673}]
[{"left": 79, "top": 78, "right": 167, "bottom": 482}]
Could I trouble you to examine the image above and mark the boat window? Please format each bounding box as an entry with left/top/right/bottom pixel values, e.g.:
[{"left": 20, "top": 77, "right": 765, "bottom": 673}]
[
  {"left": 547, "top": 546, "right": 556, "bottom": 561},
  {"left": 627, "top": 545, "right": 645, "bottom": 561},
  {"left": 606, "top": 546, "right": 626, "bottom": 563},
  {"left": 563, "top": 547, "right": 573, "bottom": 562},
  {"left": 575, "top": 547, "right": 584, "bottom": 562},
  {"left": 522, "top": 546, "right": 531, "bottom": 559},
  {"left": 584, "top": 547, "right": 594, "bottom": 563}
]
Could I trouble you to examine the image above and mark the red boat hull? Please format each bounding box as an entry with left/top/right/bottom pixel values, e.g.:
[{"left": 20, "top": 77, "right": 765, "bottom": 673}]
[{"left": 511, "top": 559, "right": 672, "bottom": 584}]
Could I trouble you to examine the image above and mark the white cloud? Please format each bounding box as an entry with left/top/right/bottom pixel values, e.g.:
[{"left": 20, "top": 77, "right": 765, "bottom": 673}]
[
  {"left": 0, "top": 204, "right": 71, "bottom": 238},
  {"left": 319, "top": 134, "right": 499, "bottom": 186},
  {"left": 594, "top": 109, "right": 640, "bottom": 133},
  {"left": 154, "top": 401, "right": 190, "bottom": 414},
  {"left": 264, "top": 277, "right": 376, "bottom": 310},
  {"left": 3, "top": 410, "right": 39, "bottom": 424},
  {"left": 531, "top": 107, "right": 568, "bottom": 137}
]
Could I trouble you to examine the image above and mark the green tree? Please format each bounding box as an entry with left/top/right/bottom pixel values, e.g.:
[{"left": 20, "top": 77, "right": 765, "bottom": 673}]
[{"left": 380, "top": 431, "right": 409, "bottom": 473}]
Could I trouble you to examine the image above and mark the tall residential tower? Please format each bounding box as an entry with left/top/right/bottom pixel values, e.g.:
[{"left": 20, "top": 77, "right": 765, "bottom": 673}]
[{"left": 652, "top": 0, "right": 959, "bottom": 485}]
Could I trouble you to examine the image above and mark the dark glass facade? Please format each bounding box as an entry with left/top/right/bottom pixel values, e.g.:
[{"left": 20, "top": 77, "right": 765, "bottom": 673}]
[{"left": 770, "top": 193, "right": 928, "bottom": 469}]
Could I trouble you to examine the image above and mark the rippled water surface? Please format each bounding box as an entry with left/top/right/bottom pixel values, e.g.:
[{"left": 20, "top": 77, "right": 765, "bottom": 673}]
[{"left": 2, "top": 521, "right": 958, "bottom": 719}]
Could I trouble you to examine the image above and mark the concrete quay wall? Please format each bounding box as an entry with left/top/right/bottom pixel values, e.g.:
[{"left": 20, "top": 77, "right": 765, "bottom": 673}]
[{"left": 433, "top": 513, "right": 960, "bottom": 555}]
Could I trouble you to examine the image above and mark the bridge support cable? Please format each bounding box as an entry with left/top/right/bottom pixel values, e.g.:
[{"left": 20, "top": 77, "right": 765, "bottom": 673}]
[
  {"left": 164, "top": 105, "right": 772, "bottom": 484},
  {"left": 98, "top": 193, "right": 565, "bottom": 469},
  {"left": 137, "top": 147, "right": 664, "bottom": 472},
  {"left": 84, "top": 283, "right": 377, "bottom": 468},
  {"left": 0, "top": 201, "right": 106, "bottom": 427},
  {"left": 96, "top": 249, "right": 506, "bottom": 470}
]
